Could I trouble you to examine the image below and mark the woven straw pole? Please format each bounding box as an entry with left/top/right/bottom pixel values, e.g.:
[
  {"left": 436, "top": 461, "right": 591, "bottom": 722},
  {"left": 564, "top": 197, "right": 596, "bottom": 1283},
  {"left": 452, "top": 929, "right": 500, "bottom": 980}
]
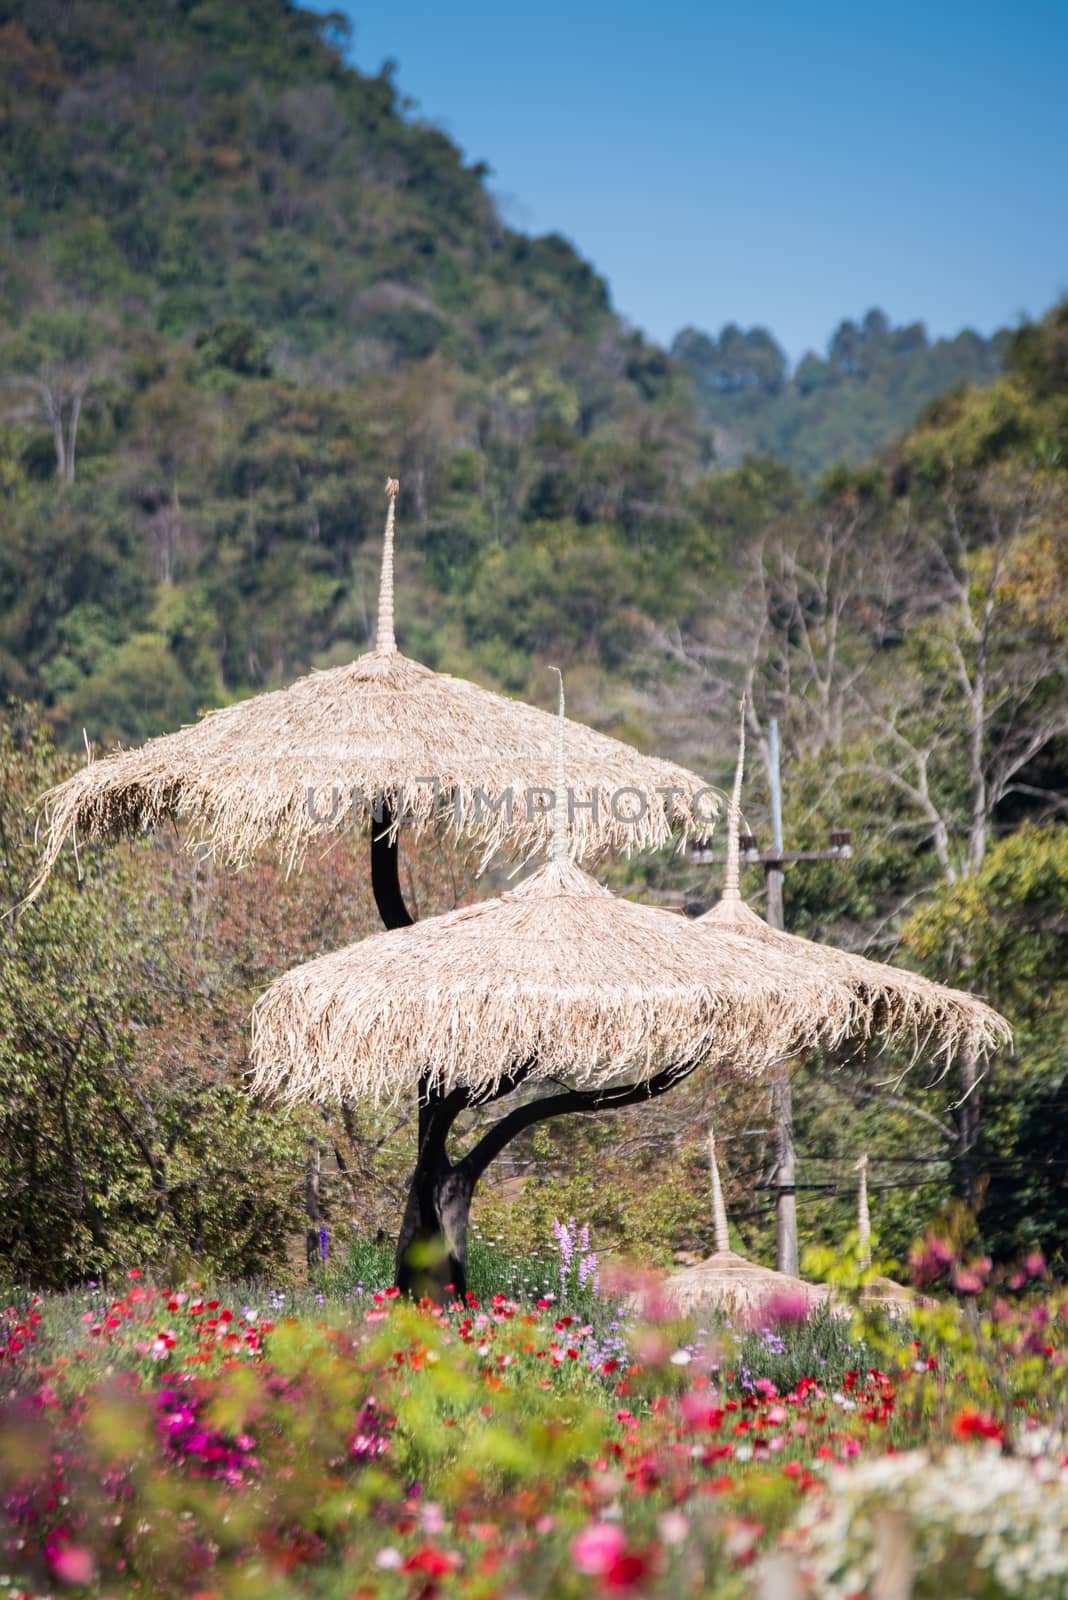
[
  {"left": 376, "top": 478, "right": 400, "bottom": 654},
  {"left": 709, "top": 1126, "right": 730, "bottom": 1253},
  {"left": 856, "top": 1152, "right": 872, "bottom": 1269},
  {"left": 723, "top": 696, "right": 747, "bottom": 902},
  {"left": 550, "top": 668, "right": 568, "bottom": 865}
]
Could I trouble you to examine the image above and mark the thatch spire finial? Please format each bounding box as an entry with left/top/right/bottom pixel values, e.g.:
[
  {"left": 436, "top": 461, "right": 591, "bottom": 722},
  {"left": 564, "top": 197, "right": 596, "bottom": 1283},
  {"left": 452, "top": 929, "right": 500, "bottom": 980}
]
[
  {"left": 856, "top": 1152, "right": 871, "bottom": 1269},
  {"left": 723, "top": 694, "right": 747, "bottom": 903},
  {"left": 709, "top": 1126, "right": 730, "bottom": 1253},
  {"left": 376, "top": 477, "right": 400, "bottom": 654},
  {"left": 549, "top": 667, "right": 568, "bottom": 865}
]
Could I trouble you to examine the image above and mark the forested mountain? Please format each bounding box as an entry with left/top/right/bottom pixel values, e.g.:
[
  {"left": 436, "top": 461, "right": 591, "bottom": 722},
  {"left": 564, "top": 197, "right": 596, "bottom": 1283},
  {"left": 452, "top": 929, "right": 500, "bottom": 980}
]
[
  {"left": 674, "top": 311, "right": 1006, "bottom": 477},
  {"left": 1, "top": 0, "right": 1066, "bottom": 1285},
  {"left": 0, "top": 0, "right": 702, "bottom": 744}
]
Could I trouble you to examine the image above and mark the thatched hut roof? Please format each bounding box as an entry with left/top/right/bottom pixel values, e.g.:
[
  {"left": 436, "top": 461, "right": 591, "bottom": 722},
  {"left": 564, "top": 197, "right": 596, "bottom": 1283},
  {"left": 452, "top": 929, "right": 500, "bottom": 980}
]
[
  {"left": 697, "top": 707, "right": 1010, "bottom": 1063},
  {"left": 663, "top": 1129, "right": 829, "bottom": 1315},
  {"left": 852, "top": 1153, "right": 933, "bottom": 1315},
  {"left": 249, "top": 680, "right": 873, "bottom": 1108},
  {"left": 31, "top": 480, "right": 718, "bottom": 897}
]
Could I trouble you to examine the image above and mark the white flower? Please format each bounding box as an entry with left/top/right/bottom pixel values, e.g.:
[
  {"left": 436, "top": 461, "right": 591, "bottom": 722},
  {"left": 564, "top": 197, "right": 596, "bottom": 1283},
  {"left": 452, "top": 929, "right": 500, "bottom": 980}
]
[{"left": 795, "top": 1447, "right": 1068, "bottom": 1599}]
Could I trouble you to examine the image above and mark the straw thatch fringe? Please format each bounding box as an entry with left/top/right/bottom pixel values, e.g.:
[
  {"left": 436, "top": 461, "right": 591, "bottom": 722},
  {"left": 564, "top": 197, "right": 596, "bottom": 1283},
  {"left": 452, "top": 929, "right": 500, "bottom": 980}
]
[
  {"left": 701, "top": 892, "right": 1008, "bottom": 1064},
  {"left": 699, "top": 714, "right": 1010, "bottom": 1064},
  {"left": 29, "top": 650, "right": 721, "bottom": 900},
  {"left": 663, "top": 1252, "right": 831, "bottom": 1316},
  {"left": 249, "top": 859, "right": 877, "bottom": 1110}
]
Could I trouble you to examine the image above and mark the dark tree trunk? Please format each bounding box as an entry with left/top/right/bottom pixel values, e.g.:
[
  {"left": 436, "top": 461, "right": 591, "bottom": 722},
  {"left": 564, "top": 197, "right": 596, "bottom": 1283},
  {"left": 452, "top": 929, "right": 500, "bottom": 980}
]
[
  {"left": 305, "top": 1135, "right": 322, "bottom": 1275},
  {"left": 370, "top": 801, "right": 414, "bottom": 932},
  {"left": 370, "top": 810, "right": 469, "bottom": 1302},
  {"left": 367, "top": 806, "right": 703, "bottom": 1305},
  {"left": 394, "top": 1143, "right": 472, "bottom": 1302}
]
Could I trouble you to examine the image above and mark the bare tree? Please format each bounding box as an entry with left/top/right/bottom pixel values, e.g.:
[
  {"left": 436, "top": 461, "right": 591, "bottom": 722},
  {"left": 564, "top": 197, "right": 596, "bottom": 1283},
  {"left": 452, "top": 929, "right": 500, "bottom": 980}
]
[
  {"left": 857, "top": 473, "right": 1068, "bottom": 882},
  {"left": 2, "top": 365, "right": 97, "bottom": 484}
]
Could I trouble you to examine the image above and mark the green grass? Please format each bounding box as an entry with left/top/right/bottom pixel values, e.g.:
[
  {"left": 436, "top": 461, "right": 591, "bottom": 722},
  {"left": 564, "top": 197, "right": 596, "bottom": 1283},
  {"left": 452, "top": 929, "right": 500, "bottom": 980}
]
[{"left": 326, "top": 1230, "right": 601, "bottom": 1315}]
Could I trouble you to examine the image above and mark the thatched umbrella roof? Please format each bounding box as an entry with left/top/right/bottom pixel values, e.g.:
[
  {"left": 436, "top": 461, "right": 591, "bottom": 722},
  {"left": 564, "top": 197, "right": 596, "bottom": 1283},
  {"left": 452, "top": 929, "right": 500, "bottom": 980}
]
[
  {"left": 852, "top": 1153, "right": 933, "bottom": 1314},
  {"left": 249, "top": 681, "right": 871, "bottom": 1110},
  {"left": 663, "top": 1129, "right": 829, "bottom": 1315},
  {"left": 697, "top": 708, "right": 1010, "bottom": 1064},
  {"left": 31, "top": 480, "right": 718, "bottom": 897}
]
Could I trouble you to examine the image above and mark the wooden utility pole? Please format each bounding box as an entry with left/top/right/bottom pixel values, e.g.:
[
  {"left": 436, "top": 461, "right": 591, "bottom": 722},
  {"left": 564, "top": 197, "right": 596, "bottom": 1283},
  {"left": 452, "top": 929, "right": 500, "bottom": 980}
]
[
  {"left": 765, "top": 720, "right": 797, "bottom": 1273},
  {"left": 693, "top": 715, "right": 853, "bottom": 1273}
]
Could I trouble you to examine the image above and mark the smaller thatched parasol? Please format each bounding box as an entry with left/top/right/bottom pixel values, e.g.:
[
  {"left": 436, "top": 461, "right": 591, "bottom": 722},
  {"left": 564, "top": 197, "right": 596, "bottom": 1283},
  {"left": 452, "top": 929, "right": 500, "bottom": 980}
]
[
  {"left": 31, "top": 480, "right": 722, "bottom": 898},
  {"left": 852, "top": 1154, "right": 933, "bottom": 1314},
  {"left": 250, "top": 680, "right": 867, "bottom": 1111},
  {"left": 697, "top": 705, "right": 1010, "bottom": 1064},
  {"left": 662, "top": 1128, "right": 829, "bottom": 1316}
]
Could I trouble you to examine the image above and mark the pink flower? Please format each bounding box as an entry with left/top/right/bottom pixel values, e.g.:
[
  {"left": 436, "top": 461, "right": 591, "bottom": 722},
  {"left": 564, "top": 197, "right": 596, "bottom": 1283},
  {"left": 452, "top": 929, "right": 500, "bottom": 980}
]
[
  {"left": 755, "top": 1291, "right": 811, "bottom": 1327},
  {"left": 1025, "top": 1251, "right": 1047, "bottom": 1280},
  {"left": 657, "top": 1511, "right": 690, "bottom": 1546},
  {"left": 572, "top": 1522, "right": 625, "bottom": 1575},
  {"left": 952, "top": 1258, "right": 991, "bottom": 1295},
  {"left": 51, "top": 1546, "right": 96, "bottom": 1585},
  {"left": 910, "top": 1233, "right": 957, "bottom": 1287}
]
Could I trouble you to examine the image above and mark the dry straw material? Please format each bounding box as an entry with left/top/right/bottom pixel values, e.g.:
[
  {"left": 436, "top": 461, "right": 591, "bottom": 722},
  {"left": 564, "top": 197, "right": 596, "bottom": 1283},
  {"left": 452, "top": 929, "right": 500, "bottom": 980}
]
[
  {"left": 249, "top": 856, "right": 865, "bottom": 1109},
  {"left": 697, "top": 706, "right": 1010, "bottom": 1064},
  {"left": 31, "top": 480, "right": 718, "bottom": 897},
  {"left": 249, "top": 679, "right": 872, "bottom": 1110},
  {"left": 662, "top": 1129, "right": 829, "bottom": 1315},
  {"left": 851, "top": 1153, "right": 933, "bottom": 1314}
]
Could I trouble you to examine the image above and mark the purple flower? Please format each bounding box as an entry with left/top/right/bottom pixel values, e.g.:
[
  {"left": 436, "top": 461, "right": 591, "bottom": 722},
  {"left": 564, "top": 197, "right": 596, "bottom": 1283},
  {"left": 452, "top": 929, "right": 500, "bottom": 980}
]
[{"left": 319, "top": 1225, "right": 329, "bottom": 1261}]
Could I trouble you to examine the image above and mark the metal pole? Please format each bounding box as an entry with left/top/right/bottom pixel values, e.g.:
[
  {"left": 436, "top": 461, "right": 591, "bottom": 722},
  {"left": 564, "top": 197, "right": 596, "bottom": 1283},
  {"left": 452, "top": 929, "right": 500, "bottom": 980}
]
[{"left": 766, "top": 719, "right": 798, "bottom": 1275}]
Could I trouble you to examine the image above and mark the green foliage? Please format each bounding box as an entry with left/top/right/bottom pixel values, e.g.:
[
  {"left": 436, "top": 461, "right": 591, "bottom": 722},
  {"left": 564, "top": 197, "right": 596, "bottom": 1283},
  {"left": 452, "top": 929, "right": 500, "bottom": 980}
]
[
  {"left": 901, "top": 827, "right": 1068, "bottom": 1262},
  {"left": 676, "top": 310, "right": 1006, "bottom": 478},
  {"left": 0, "top": 704, "right": 310, "bottom": 1286}
]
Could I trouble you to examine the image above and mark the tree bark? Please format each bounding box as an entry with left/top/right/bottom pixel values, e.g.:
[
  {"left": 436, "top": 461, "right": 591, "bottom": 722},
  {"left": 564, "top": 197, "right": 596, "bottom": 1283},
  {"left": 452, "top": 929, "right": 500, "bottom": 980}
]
[
  {"left": 305, "top": 1134, "right": 321, "bottom": 1276},
  {"left": 394, "top": 1141, "right": 473, "bottom": 1302},
  {"left": 367, "top": 807, "right": 703, "bottom": 1304},
  {"left": 370, "top": 802, "right": 414, "bottom": 931}
]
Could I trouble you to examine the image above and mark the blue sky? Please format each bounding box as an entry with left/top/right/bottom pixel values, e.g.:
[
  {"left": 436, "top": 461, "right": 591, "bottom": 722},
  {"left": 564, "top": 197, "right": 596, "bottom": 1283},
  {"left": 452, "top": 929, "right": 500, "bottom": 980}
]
[{"left": 338, "top": 0, "right": 1067, "bottom": 363}]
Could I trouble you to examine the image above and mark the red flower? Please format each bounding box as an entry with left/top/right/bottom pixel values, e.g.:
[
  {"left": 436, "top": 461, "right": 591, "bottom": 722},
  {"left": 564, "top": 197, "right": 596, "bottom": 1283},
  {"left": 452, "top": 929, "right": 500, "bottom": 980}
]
[
  {"left": 605, "top": 1551, "right": 650, "bottom": 1590},
  {"left": 953, "top": 1407, "right": 1004, "bottom": 1443},
  {"left": 402, "top": 1545, "right": 454, "bottom": 1576}
]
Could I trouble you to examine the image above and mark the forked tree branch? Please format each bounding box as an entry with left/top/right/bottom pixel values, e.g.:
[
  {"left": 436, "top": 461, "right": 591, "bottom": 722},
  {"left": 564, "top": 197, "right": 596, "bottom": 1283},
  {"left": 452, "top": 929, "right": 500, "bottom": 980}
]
[{"left": 457, "top": 1059, "right": 702, "bottom": 1184}]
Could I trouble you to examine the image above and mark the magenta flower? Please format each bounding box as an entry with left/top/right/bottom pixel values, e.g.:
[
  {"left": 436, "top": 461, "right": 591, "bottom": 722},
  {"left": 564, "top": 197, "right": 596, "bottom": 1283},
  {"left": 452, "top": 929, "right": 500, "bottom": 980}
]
[{"left": 50, "top": 1546, "right": 96, "bottom": 1585}]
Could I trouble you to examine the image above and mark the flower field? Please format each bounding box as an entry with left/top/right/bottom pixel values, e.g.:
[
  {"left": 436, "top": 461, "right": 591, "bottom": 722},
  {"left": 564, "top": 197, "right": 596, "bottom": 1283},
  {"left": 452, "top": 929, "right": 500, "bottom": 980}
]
[{"left": 2, "top": 1239, "right": 1068, "bottom": 1599}]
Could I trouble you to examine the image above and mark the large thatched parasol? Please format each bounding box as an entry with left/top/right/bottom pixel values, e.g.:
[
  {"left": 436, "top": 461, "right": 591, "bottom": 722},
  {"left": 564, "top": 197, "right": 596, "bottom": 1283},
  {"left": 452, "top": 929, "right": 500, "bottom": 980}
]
[
  {"left": 31, "top": 481, "right": 720, "bottom": 913},
  {"left": 250, "top": 678, "right": 869, "bottom": 1299},
  {"left": 697, "top": 709, "right": 1010, "bottom": 1063},
  {"left": 663, "top": 1129, "right": 829, "bottom": 1315}
]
